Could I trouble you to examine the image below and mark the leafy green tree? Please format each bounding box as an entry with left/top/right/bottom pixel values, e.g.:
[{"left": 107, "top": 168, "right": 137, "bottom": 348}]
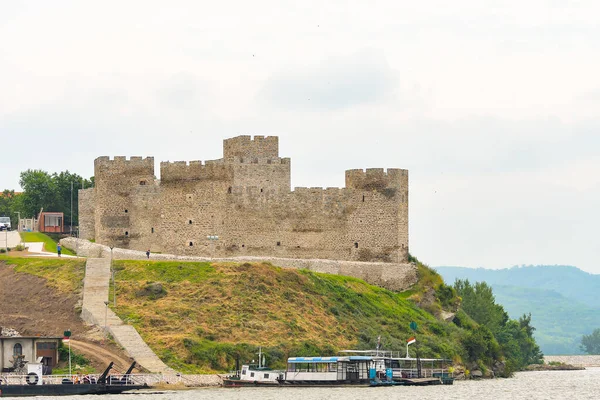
[
  {"left": 18, "top": 169, "right": 93, "bottom": 226},
  {"left": 0, "top": 190, "right": 19, "bottom": 226},
  {"left": 580, "top": 329, "right": 600, "bottom": 355},
  {"left": 19, "top": 170, "right": 57, "bottom": 218},
  {"left": 454, "top": 279, "right": 508, "bottom": 334},
  {"left": 455, "top": 279, "right": 543, "bottom": 371},
  {"left": 51, "top": 171, "right": 92, "bottom": 228}
]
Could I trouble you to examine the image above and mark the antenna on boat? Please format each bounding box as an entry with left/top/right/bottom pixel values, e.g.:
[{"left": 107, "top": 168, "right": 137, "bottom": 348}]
[{"left": 258, "top": 347, "right": 262, "bottom": 368}]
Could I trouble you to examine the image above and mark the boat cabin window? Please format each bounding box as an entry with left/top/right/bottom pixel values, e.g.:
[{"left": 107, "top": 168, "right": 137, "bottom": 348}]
[
  {"left": 250, "top": 372, "right": 255, "bottom": 377},
  {"left": 264, "top": 373, "right": 269, "bottom": 378},
  {"left": 241, "top": 369, "right": 246, "bottom": 375},
  {"left": 287, "top": 362, "right": 337, "bottom": 373}
]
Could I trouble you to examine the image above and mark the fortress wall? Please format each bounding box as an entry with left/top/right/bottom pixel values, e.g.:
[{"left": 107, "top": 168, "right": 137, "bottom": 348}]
[
  {"left": 219, "top": 184, "right": 403, "bottom": 262},
  {"left": 60, "top": 238, "right": 418, "bottom": 292},
  {"left": 78, "top": 188, "right": 96, "bottom": 241},
  {"left": 125, "top": 184, "right": 162, "bottom": 251},
  {"left": 345, "top": 168, "right": 408, "bottom": 190},
  {"left": 222, "top": 186, "right": 350, "bottom": 260},
  {"left": 346, "top": 168, "right": 409, "bottom": 262},
  {"left": 86, "top": 136, "right": 409, "bottom": 265},
  {"left": 156, "top": 179, "right": 231, "bottom": 256},
  {"left": 160, "top": 161, "right": 234, "bottom": 183},
  {"left": 93, "top": 157, "right": 156, "bottom": 247},
  {"left": 230, "top": 158, "right": 291, "bottom": 192},
  {"left": 223, "top": 135, "right": 279, "bottom": 158}
]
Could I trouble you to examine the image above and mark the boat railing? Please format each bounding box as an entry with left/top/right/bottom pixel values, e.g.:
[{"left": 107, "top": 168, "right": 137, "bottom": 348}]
[
  {"left": 0, "top": 373, "right": 157, "bottom": 386},
  {"left": 392, "top": 367, "right": 452, "bottom": 379}
]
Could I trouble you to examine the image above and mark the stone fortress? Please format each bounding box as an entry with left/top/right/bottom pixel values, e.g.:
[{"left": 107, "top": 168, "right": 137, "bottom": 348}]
[{"left": 79, "top": 135, "right": 409, "bottom": 264}]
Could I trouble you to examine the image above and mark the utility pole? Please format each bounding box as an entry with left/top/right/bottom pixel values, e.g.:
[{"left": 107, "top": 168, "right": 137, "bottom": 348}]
[
  {"left": 70, "top": 181, "right": 73, "bottom": 236},
  {"left": 110, "top": 246, "right": 116, "bottom": 307},
  {"left": 104, "top": 301, "right": 109, "bottom": 336}
]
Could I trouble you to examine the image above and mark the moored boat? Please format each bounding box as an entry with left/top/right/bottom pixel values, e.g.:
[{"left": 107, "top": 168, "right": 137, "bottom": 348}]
[
  {"left": 0, "top": 362, "right": 149, "bottom": 397},
  {"left": 223, "top": 347, "right": 284, "bottom": 387},
  {"left": 279, "top": 350, "right": 454, "bottom": 387}
]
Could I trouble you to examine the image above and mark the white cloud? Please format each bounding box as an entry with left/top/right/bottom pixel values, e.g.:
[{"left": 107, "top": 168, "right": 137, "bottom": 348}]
[{"left": 1, "top": 0, "right": 599, "bottom": 273}]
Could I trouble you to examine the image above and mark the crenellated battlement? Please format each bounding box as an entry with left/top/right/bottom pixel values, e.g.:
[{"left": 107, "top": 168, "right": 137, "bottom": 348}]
[
  {"left": 223, "top": 135, "right": 279, "bottom": 159},
  {"left": 94, "top": 156, "right": 155, "bottom": 177},
  {"left": 160, "top": 160, "right": 233, "bottom": 182},
  {"left": 345, "top": 168, "right": 408, "bottom": 190},
  {"left": 225, "top": 156, "right": 291, "bottom": 165}
]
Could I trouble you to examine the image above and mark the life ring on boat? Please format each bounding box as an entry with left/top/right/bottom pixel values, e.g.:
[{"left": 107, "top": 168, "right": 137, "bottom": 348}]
[{"left": 26, "top": 372, "right": 39, "bottom": 385}]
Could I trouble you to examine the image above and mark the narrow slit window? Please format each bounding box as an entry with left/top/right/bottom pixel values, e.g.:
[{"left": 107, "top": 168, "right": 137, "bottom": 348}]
[
  {"left": 189, "top": 242, "right": 193, "bottom": 246},
  {"left": 354, "top": 242, "right": 358, "bottom": 248}
]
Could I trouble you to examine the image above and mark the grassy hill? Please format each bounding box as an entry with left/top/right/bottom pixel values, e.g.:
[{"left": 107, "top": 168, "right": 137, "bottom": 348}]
[
  {"left": 3, "top": 255, "right": 539, "bottom": 375},
  {"left": 111, "top": 260, "right": 468, "bottom": 373},
  {"left": 436, "top": 266, "right": 600, "bottom": 355}
]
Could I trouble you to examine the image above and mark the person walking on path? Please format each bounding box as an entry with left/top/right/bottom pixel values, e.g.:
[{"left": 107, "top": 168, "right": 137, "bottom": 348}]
[
  {"left": 57, "top": 244, "right": 62, "bottom": 257},
  {"left": 146, "top": 249, "right": 150, "bottom": 259}
]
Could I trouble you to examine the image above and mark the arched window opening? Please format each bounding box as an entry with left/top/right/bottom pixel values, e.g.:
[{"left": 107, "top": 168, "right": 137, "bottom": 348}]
[{"left": 13, "top": 343, "right": 22, "bottom": 356}]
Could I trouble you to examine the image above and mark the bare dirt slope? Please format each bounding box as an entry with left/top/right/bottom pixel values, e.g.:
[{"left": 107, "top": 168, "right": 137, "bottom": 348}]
[{"left": 0, "top": 263, "right": 136, "bottom": 373}]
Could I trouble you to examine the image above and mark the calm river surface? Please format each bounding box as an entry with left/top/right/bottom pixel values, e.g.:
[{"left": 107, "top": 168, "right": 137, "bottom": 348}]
[{"left": 7, "top": 368, "right": 599, "bottom": 400}]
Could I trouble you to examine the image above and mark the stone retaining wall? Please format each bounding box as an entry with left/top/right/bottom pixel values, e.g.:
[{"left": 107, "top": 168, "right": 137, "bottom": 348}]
[{"left": 61, "top": 238, "right": 417, "bottom": 291}]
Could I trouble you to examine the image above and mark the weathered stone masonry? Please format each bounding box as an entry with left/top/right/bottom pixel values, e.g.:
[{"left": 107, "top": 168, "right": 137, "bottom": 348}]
[{"left": 79, "top": 135, "right": 409, "bottom": 264}]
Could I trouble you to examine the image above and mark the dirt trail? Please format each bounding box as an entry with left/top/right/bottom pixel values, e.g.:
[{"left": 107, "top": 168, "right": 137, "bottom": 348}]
[
  {"left": 69, "top": 339, "right": 136, "bottom": 373},
  {"left": 0, "top": 262, "right": 135, "bottom": 373}
]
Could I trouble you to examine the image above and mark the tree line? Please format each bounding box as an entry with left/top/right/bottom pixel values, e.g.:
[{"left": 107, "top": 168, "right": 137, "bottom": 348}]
[
  {"left": 0, "top": 170, "right": 93, "bottom": 230},
  {"left": 453, "top": 279, "right": 543, "bottom": 374}
]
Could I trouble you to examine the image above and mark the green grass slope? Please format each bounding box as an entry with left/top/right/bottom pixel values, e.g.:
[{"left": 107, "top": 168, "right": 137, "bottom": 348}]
[
  {"left": 20, "top": 232, "right": 75, "bottom": 256},
  {"left": 111, "top": 260, "right": 469, "bottom": 373}
]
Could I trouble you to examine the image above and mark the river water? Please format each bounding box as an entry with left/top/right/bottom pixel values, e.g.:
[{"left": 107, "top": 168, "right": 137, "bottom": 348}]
[{"left": 6, "top": 368, "right": 599, "bottom": 400}]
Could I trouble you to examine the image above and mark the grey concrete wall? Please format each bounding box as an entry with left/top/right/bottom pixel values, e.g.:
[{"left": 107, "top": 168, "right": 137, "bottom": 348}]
[{"left": 61, "top": 238, "right": 418, "bottom": 292}]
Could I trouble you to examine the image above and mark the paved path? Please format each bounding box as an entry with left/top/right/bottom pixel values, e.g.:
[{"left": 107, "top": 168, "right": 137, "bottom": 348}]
[
  {"left": 81, "top": 258, "right": 173, "bottom": 373},
  {"left": 22, "top": 242, "right": 77, "bottom": 258}
]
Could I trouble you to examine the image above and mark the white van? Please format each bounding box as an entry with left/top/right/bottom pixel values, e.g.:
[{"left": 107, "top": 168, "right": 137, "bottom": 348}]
[{"left": 0, "top": 216, "right": 11, "bottom": 231}]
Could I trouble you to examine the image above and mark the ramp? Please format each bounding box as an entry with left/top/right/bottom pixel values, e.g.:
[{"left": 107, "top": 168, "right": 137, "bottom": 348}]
[{"left": 81, "top": 258, "right": 174, "bottom": 373}]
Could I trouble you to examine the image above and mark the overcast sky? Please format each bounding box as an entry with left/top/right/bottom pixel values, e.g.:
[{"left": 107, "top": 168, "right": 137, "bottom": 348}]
[{"left": 1, "top": 1, "right": 598, "bottom": 273}]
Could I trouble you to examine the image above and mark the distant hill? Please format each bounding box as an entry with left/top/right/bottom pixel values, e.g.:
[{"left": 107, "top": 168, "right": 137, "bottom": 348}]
[
  {"left": 436, "top": 265, "right": 600, "bottom": 307},
  {"left": 435, "top": 265, "right": 600, "bottom": 355}
]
